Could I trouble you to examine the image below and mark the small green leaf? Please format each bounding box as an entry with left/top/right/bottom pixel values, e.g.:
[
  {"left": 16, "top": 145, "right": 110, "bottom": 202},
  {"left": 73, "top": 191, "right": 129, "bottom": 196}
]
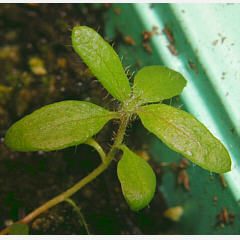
[
  {"left": 9, "top": 223, "right": 29, "bottom": 235},
  {"left": 117, "top": 145, "right": 156, "bottom": 211},
  {"left": 5, "top": 101, "right": 118, "bottom": 152},
  {"left": 137, "top": 104, "right": 231, "bottom": 173},
  {"left": 133, "top": 66, "right": 187, "bottom": 103},
  {"left": 72, "top": 26, "right": 131, "bottom": 102}
]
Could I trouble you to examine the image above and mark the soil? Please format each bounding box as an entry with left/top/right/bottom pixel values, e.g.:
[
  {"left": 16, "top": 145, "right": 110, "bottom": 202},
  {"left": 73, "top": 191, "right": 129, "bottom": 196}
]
[{"left": 0, "top": 4, "right": 171, "bottom": 235}]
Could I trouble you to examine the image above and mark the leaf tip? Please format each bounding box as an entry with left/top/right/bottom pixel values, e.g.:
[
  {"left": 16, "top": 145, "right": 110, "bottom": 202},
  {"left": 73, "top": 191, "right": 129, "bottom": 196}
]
[
  {"left": 219, "top": 156, "right": 232, "bottom": 174},
  {"left": 5, "top": 125, "right": 18, "bottom": 151},
  {"left": 117, "top": 145, "right": 156, "bottom": 211}
]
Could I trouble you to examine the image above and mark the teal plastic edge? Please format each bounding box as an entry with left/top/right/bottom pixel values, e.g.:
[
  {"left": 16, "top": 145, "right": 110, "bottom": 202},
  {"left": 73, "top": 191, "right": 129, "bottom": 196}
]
[
  {"left": 132, "top": 3, "right": 240, "bottom": 201},
  {"left": 104, "top": 3, "right": 240, "bottom": 234}
]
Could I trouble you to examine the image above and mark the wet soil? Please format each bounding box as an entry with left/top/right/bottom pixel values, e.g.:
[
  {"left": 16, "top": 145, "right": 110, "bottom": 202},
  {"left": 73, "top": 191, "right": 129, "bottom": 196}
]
[{"left": 0, "top": 4, "right": 171, "bottom": 234}]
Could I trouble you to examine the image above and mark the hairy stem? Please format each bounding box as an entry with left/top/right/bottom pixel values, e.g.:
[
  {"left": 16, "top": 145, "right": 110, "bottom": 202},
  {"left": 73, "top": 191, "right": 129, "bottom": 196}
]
[
  {"left": 105, "top": 114, "right": 129, "bottom": 164},
  {"left": 0, "top": 115, "right": 129, "bottom": 235},
  {"left": 65, "top": 198, "right": 90, "bottom": 235}
]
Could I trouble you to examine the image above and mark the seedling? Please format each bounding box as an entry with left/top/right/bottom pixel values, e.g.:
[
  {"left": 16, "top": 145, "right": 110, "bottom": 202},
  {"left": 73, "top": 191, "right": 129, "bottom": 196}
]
[{"left": 2, "top": 26, "right": 231, "bottom": 234}]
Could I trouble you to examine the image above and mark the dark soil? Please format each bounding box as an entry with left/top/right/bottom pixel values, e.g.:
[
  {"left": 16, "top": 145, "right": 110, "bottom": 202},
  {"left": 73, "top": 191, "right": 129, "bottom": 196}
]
[{"left": 0, "top": 4, "right": 171, "bottom": 234}]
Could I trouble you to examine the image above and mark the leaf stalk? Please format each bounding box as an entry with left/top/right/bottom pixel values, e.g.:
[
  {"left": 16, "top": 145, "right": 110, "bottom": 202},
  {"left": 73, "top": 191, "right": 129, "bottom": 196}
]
[{"left": 0, "top": 115, "right": 129, "bottom": 235}]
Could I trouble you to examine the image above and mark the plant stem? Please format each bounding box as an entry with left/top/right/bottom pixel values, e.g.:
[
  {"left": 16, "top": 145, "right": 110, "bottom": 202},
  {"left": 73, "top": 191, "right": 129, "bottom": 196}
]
[
  {"left": 105, "top": 114, "right": 129, "bottom": 164},
  {"left": 0, "top": 115, "right": 129, "bottom": 235},
  {"left": 0, "top": 163, "right": 107, "bottom": 235},
  {"left": 65, "top": 198, "right": 90, "bottom": 235},
  {"left": 84, "top": 138, "right": 106, "bottom": 163}
]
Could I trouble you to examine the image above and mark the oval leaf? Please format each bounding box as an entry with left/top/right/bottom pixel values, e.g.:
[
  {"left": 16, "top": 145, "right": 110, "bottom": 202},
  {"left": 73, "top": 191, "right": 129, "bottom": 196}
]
[
  {"left": 72, "top": 26, "right": 131, "bottom": 102},
  {"left": 5, "top": 101, "right": 117, "bottom": 152},
  {"left": 117, "top": 145, "right": 156, "bottom": 211},
  {"left": 137, "top": 104, "right": 231, "bottom": 173},
  {"left": 133, "top": 66, "right": 187, "bottom": 103}
]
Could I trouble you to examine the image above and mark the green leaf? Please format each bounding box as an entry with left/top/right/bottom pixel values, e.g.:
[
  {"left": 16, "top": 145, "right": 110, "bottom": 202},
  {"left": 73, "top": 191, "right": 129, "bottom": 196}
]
[
  {"left": 5, "top": 101, "right": 118, "bottom": 152},
  {"left": 9, "top": 223, "right": 29, "bottom": 235},
  {"left": 117, "top": 145, "right": 156, "bottom": 211},
  {"left": 72, "top": 26, "right": 131, "bottom": 102},
  {"left": 133, "top": 66, "right": 187, "bottom": 103},
  {"left": 137, "top": 104, "right": 231, "bottom": 173}
]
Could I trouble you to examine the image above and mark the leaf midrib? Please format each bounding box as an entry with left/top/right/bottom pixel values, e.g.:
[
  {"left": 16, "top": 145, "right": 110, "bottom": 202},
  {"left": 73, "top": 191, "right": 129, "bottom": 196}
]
[
  {"left": 78, "top": 40, "right": 129, "bottom": 100},
  {"left": 138, "top": 109, "right": 201, "bottom": 148},
  {"left": 25, "top": 112, "right": 117, "bottom": 135}
]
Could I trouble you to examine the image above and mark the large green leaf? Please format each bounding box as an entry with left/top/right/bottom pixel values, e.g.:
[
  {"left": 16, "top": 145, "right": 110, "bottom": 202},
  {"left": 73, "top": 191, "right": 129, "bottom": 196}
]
[
  {"left": 5, "top": 101, "right": 118, "bottom": 152},
  {"left": 72, "top": 26, "right": 131, "bottom": 102},
  {"left": 133, "top": 66, "right": 187, "bottom": 103},
  {"left": 117, "top": 145, "right": 156, "bottom": 211},
  {"left": 137, "top": 104, "right": 231, "bottom": 173}
]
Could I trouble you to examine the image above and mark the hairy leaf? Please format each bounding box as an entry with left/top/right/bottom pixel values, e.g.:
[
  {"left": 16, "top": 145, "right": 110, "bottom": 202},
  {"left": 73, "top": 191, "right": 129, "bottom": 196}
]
[
  {"left": 72, "top": 26, "right": 131, "bottom": 102},
  {"left": 117, "top": 145, "right": 156, "bottom": 211},
  {"left": 5, "top": 101, "right": 117, "bottom": 152},
  {"left": 133, "top": 66, "right": 187, "bottom": 103},
  {"left": 137, "top": 104, "right": 231, "bottom": 173},
  {"left": 9, "top": 223, "right": 29, "bottom": 235}
]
